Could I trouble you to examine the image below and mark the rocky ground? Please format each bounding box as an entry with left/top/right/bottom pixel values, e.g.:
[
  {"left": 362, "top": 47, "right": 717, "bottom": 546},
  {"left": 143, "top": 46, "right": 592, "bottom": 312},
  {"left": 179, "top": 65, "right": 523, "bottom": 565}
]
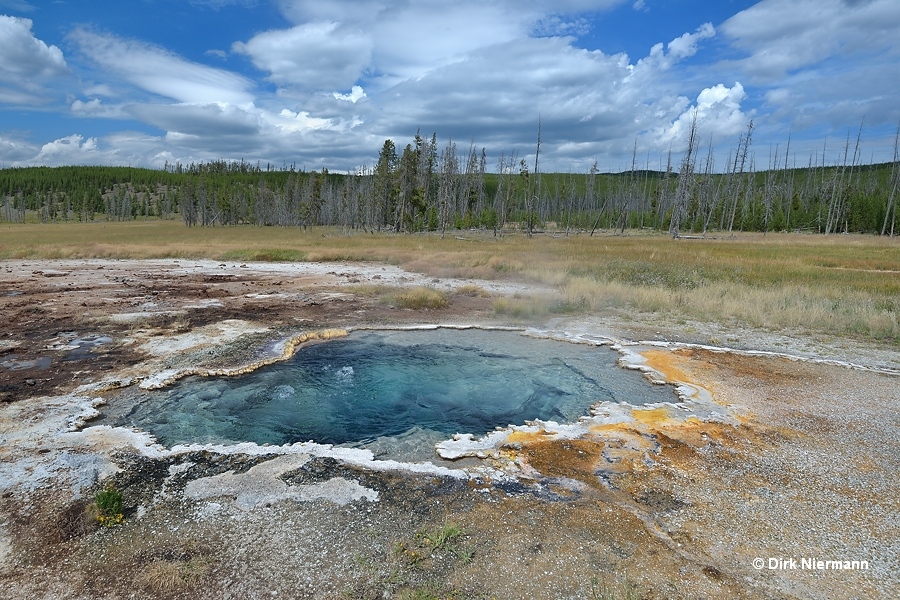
[{"left": 0, "top": 259, "right": 897, "bottom": 599}]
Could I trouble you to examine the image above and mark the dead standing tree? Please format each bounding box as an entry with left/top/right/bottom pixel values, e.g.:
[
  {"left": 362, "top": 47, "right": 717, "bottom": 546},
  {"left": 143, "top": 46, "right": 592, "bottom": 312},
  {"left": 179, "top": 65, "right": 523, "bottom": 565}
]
[
  {"left": 700, "top": 137, "right": 722, "bottom": 236},
  {"left": 437, "top": 140, "right": 459, "bottom": 237},
  {"left": 527, "top": 117, "right": 542, "bottom": 238},
  {"left": 882, "top": 124, "right": 900, "bottom": 237},
  {"left": 825, "top": 123, "right": 863, "bottom": 235},
  {"left": 670, "top": 110, "right": 699, "bottom": 238},
  {"left": 762, "top": 144, "right": 779, "bottom": 236},
  {"left": 725, "top": 120, "right": 754, "bottom": 235}
]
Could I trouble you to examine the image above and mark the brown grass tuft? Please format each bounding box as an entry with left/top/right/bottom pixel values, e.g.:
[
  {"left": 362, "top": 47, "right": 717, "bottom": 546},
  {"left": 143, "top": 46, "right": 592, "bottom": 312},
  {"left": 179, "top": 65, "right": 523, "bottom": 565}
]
[
  {"left": 389, "top": 287, "right": 450, "bottom": 310},
  {"left": 140, "top": 558, "right": 211, "bottom": 594},
  {"left": 454, "top": 284, "right": 491, "bottom": 297}
]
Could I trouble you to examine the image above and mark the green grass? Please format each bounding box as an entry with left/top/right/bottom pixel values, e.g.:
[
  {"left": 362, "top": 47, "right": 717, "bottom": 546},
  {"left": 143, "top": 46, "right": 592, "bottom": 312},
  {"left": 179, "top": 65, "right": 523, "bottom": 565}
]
[
  {"left": 1, "top": 222, "right": 897, "bottom": 342},
  {"left": 417, "top": 524, "right": 464, "bottom": 553}
]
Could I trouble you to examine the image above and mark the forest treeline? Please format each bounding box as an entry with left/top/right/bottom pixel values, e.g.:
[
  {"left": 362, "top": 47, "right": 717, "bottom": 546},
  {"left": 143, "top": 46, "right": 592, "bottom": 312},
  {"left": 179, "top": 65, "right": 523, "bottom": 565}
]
[{"left": 1, "top": 127, "right": 898, "bottom": 236}]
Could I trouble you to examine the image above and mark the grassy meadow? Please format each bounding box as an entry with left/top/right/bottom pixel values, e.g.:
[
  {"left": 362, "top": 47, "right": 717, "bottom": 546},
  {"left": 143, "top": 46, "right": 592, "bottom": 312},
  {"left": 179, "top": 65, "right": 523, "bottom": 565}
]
[{"left": 2, "top": 221, "right": 898, "bottom": 343}]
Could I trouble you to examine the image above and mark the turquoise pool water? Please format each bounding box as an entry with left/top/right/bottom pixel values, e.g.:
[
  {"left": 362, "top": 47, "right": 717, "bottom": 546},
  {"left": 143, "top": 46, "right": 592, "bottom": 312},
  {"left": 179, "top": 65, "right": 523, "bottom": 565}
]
[{"left": 96, "top": 329, "right": 673, "bottom": 459}]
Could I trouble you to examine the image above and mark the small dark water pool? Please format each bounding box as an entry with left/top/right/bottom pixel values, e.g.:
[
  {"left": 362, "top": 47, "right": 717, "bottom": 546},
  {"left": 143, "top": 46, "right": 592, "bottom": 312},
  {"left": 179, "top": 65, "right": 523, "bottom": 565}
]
[{"left": 96, "top": 329, "right": 673, "bottom": 460}]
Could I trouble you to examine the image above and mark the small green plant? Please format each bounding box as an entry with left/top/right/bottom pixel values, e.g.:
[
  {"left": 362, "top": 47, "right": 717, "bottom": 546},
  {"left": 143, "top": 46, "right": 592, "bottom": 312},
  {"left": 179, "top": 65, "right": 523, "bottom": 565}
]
[
  {"left": 93, "top": 484, "right": 124, "bottom": 528},
  {"left": 393, "top": 523, "right": 475, "bottom": 570},
  {"left": 416, "top": 523, "right": 474, "bottom": 564},
  {"left": 452, "top": 544, "right": 475, "bottom": 565},
  {"left": 418, "top": 523, "right": 463, "bottom": 552},
  {"left": 394, "top": 541, "right": 426, "bottom": 566}
]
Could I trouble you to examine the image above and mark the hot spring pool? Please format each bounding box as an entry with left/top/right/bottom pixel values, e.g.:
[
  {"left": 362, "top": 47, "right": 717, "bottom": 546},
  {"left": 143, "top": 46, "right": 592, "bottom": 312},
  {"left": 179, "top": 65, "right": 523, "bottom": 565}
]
[{"left": 96, "top": 329, "right": 674, "bottom": 460}]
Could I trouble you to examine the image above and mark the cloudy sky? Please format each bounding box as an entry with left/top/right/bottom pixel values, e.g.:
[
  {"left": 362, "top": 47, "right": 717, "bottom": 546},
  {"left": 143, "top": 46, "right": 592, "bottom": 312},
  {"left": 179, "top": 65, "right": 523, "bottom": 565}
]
[{"left": 1, "top": 0, "right": 898, "bottom": 172}]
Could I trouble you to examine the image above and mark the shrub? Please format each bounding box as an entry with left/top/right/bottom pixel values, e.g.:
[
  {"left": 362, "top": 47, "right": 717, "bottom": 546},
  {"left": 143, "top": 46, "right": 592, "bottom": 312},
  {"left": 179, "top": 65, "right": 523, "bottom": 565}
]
[{"left": 93, "top": 484, "right": 124, "bottom": 528}]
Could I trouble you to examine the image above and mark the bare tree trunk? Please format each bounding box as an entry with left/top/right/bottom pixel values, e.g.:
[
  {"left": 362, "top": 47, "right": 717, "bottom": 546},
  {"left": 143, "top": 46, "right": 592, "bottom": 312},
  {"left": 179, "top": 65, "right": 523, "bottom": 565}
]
[
  {"left": 657, "top": 151, "right": 673, "bottom": 230},
  {"left": 700, "top": 136, "right": 717, "bottom": 236},
  {"left": 527, "top": 117, "right": 542, "bottom": 238},
  {"left": 825, "top": 122, "right": 862, "bottom": 235},
  {"left": 670, "top": 110, "right": 699, "bottom": 238},
  {"left": 727, "top": 120, "right": 754, "bottom": 235},
  {"left": 763, "top": 144, "right": 779, "bottom": 236},
  {"left": 883, "top": 124, "right": 900, "bottom": 237},
  {"left": 438, "top": 140, "right": 458, "bottom": 237},
  {"left": 782, "top": 132, "right": 793, "bottom": 231}
]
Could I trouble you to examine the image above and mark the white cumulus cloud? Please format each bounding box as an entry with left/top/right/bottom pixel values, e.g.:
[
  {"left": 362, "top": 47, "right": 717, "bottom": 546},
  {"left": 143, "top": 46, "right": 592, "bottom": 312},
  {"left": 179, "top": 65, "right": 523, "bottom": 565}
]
[
  {"left": 71, "top": 98, "right": 124, "bottom": 118},
  {"left": 31, "top": 134, "right": 100, "bottom": 166},
  {"left": 667, "top": 23, "right": 716, "bottom": 60},
  {"left": 233, "top": 21, "right": 372, "bottom": 90},
  {"left": 333, "top": 85, "right": 366, "bottom": 103},
  {"left": 0, "top": 14, "right": 68, "bottom": 104},
  {"left": 657, "top": 82, "right": 749, "bottom": 150}
]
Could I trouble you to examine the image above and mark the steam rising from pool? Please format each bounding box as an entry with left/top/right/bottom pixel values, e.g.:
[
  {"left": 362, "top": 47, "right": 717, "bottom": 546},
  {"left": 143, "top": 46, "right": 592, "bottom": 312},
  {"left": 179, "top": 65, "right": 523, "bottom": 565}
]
[{"left": 97, "top": 329, "right": 673, "bottom": 461}]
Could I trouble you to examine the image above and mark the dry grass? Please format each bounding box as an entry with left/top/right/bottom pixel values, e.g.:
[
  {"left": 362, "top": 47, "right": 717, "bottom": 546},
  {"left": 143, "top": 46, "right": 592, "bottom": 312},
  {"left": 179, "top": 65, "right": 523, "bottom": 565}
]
[
  {"left": 388, "top": 287, "right": 450, "bottom": 310},
  {"left": 346, "top": 283, "right": 394, "bottom": 297},
  {"left": 558, "top": 276, "right": 899, "bottom": 340},
  {"left": 140, "top": 558, "right": 211, "bottom": 594},
  {"left": 493, "top": 293, "right": 579, "bottom": 318},
  {"left": 454, "top": 284, "right": 491, "bottom": 297},
  {"left": 349, "top": 283, "right": 451, "bottom": 309},
  {"left": 1, "top": 222, "right": 897, "bottom": 341}
]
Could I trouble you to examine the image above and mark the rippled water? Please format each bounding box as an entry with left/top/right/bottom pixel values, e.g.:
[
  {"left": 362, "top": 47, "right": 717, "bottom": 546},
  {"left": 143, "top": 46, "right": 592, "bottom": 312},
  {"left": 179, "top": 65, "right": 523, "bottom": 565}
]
[{"left": 97, "top": 329, "right": 673, "bottom": 460}]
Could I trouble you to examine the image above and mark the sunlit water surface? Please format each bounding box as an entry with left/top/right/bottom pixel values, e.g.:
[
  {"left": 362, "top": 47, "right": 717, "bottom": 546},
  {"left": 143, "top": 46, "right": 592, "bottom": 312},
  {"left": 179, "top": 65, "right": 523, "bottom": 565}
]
[{"left": 97, "top": 329, "right": 673, "bottom": 461}]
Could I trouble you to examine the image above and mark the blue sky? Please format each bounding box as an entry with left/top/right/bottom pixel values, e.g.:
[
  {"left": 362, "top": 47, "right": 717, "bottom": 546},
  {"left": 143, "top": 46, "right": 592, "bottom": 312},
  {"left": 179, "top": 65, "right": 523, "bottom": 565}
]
[{"left": 1, "top": 0, "right": 898, "bottom": 172}]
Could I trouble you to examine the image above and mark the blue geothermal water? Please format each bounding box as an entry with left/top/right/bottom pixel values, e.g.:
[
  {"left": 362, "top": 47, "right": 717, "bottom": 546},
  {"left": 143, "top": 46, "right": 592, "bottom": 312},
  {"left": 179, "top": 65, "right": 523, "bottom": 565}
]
[{"left": 97, "top": 329, "right": 673, "bottom": 458}]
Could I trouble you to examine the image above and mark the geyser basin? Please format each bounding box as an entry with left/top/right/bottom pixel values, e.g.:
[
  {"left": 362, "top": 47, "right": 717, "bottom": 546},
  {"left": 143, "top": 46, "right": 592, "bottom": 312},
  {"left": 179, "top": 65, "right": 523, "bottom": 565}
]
[{"left": 97, "top": 329, "right": 674, "bottom": 461}]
